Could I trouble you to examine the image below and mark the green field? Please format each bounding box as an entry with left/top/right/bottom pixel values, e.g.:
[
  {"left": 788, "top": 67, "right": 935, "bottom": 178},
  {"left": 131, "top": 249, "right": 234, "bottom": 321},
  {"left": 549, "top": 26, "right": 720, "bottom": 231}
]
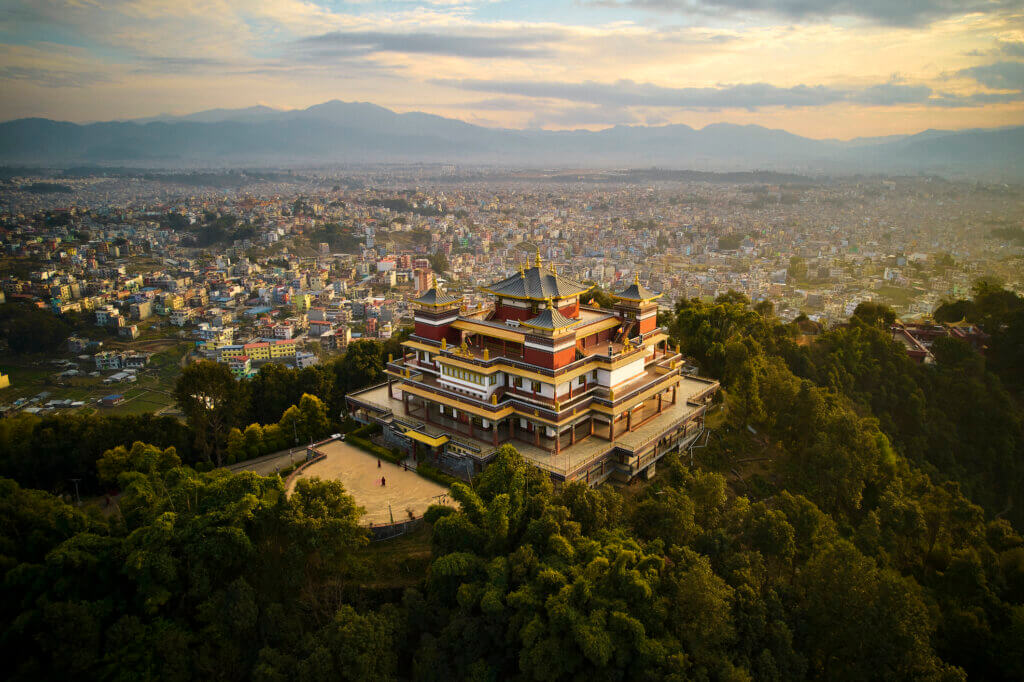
[
  {"left": 1, "top": 342, "right": 188, "bottom": 417},
  {"left": 875, "top": 285, "right": 922, "bottom": 308}
]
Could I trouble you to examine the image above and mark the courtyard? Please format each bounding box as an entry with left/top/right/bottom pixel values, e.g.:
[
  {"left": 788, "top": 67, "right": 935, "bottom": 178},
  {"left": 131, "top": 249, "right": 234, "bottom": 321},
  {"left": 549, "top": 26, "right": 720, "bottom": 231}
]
[{"left": 286, "top": 440, "right": 450, "bottom": 525}]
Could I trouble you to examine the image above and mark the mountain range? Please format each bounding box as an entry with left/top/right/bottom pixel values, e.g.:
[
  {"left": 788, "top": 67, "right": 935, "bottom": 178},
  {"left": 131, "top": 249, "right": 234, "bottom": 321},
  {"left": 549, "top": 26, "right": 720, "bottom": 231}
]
[{"left": 1, "top": 100, "right": 1022, "bottom": 177}]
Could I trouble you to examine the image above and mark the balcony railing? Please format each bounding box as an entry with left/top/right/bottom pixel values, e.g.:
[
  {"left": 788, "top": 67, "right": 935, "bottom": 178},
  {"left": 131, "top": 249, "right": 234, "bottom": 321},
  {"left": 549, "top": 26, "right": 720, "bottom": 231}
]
[{"left": 407, "top": 328, "right": 675, "bottom": 380}]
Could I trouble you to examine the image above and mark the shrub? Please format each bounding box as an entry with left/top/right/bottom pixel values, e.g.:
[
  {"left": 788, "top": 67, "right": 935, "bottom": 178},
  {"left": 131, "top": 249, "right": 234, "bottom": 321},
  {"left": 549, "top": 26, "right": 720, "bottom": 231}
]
[
  {"left": 346, "top": 434, "right": 403, "bottom": 464},
  {"left": 416, "top": 462, "right": 460, "bottom": 487},
  {"left": 349, "top": 422, "right": 381, "bottom": 438}
]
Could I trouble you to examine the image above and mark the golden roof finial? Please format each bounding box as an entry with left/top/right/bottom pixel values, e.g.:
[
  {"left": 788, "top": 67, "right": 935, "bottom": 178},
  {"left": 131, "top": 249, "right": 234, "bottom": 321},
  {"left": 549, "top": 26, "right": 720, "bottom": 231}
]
[
  {"left": 535, "top": 247, "right": 542, "bottom": 267},
  {"left": 634, "top": 271, "right": 640, "bottom": 285},
  {"left": 432, "top": 273, "right": 437, "bottom": 288},
  {"left": 551, "top": 261, "right": 558, "bottom": 275},
  {"left": 519, "top": 261, "right": 525, "bottom": 276},
  {"left": 546, "top": 297, "right": 554, "bottom": 309}
]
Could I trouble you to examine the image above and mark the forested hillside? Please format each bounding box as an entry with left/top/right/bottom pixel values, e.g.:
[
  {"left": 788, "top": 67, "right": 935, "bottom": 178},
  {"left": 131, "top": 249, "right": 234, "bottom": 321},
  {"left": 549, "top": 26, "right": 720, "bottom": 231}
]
[{"left": 1, "top": 287, "right": 1022, "bottom": 681}]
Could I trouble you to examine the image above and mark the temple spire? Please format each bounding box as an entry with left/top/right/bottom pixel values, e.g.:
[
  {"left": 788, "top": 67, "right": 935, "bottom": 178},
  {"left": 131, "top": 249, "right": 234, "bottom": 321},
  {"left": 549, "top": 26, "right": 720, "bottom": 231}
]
[{"left": 535, "top": 247, "right": 542, "bottom": 267}]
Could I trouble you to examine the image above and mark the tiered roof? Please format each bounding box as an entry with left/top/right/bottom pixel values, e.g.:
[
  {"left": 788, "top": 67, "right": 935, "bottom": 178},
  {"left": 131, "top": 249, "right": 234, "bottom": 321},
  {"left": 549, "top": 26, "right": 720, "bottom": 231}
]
[
  {"left": 613, "top": 273, "right": 661, "bottom": 303},
  {"left": 411, "top": 276, "right": 461, "bottom": 308},
  {"left": 483, "top": 251, "right": 592, "bottom": 301},
  {"left": 521, "top": 299, "right": 582, "bottom": 332}
]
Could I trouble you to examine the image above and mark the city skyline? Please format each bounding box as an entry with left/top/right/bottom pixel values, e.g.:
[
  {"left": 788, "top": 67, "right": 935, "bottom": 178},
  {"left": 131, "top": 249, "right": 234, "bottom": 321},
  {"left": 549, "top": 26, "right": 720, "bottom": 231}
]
[{"left": 2, "top": 1, "right": 1023, "bottom": 137}]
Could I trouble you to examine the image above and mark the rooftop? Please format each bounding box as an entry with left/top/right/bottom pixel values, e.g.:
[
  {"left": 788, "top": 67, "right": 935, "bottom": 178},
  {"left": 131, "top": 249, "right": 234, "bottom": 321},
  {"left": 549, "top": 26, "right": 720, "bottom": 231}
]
[
  {"left": 613, "top": 273, "right": 662, "bottom": 302},
  {"left": 411, "top": 278, "right": 461, "bottom": 307},
  {"left": 482, "top": 251, "right": 592, "bottom": 301},
  {"left": 521, "top": 300, "right": 581, "bottom": 331}
]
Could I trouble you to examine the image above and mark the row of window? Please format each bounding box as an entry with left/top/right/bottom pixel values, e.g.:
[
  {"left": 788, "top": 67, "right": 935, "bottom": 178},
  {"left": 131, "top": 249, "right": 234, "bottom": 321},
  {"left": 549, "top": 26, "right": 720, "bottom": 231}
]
[
  {"left": 440, "top": 364, "right": 600, "bottom": 394},
  {"left": 442, "top": 364, "right": 498, "bottom": 386}
]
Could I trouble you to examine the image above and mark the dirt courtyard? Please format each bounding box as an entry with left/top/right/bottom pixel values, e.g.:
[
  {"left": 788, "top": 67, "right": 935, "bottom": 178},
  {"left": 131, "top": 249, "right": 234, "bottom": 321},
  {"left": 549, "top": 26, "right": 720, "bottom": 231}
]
[{"left": 287, "top": 440, "right": 450, "bottom": 525}]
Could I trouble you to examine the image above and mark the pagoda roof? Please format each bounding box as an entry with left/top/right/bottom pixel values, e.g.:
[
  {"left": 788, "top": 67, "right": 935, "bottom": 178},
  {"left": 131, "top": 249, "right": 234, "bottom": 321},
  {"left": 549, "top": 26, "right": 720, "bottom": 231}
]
[
  {"left": 411, "top": 278, "right": 460, "bottom": 308},
  {"left": 483, "top": 251, "right": 592, "bottom": 301},
  {"left": 521, "top": 300, "right": 582, "bottom": 332},
  {"left": 613, "top": 274, "right": 662, "bottom": 302}
]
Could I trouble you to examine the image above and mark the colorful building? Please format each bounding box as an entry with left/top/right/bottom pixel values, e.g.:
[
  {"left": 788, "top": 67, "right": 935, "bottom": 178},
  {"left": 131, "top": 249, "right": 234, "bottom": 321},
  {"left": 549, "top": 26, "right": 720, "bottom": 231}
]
[
  {"left": 217, "top": 338, "right": 299, "bottom": 364},
  {"left": 347, "top": 255, "right": 718, "bottom": 485},
  {"left": 227, "top": 355, "right": 254, "bottom": 379}
]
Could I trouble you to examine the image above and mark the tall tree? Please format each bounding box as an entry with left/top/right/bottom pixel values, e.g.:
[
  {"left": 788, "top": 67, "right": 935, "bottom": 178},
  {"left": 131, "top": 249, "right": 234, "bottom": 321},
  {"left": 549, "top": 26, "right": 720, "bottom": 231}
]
[{"left": 174, "top": 360, "right": 246, "bottom": 466}]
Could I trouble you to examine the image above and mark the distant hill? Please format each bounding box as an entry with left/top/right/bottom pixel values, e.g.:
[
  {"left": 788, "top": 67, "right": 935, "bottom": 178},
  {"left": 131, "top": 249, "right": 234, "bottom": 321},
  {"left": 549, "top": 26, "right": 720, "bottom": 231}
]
[{"left": 1, "top": 100, "right": 1021, "bottom": 177}]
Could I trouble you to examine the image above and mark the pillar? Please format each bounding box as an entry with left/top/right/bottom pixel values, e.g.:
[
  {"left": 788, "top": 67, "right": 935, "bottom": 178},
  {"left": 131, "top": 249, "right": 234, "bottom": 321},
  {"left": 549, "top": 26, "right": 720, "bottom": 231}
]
[
  {"left": 626, "top": 409, "right": 632, "bottom": 432},
  {"left": 589, "top": 418, "right": 594, "bottom": 437},
  {"left": 403, "top": 391, "right": 409, "bottom": 416},
  {"left": 534, "top": 423, "right": 540, "bottom": 447},
  {"left": 493, "top": 421, "right": 499, "bottom": 446},
  {"left": 658, "top": 393, "right": 663, "bottom": 413},
  {"left": 571, "top": 422, "right": 577, "bottom": 445}
]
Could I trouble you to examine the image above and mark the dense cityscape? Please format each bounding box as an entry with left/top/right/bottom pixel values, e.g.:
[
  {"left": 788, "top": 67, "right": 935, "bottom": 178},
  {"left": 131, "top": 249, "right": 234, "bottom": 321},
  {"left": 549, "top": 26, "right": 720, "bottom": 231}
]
[{"left": 2, "top": 168, "right": 1020, "bottom": 416}]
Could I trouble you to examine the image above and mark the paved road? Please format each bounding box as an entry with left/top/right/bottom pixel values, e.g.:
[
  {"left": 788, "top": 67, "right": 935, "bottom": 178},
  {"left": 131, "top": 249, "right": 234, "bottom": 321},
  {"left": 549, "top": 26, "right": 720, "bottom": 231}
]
[{"left": 228, "top": 447, "right": 308, "bottom": 476}]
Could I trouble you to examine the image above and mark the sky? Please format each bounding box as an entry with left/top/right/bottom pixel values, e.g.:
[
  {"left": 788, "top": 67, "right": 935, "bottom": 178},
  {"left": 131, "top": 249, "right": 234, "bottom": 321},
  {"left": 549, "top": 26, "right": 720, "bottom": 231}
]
[{"left": 1, "top": 1, "right": 1023, "bottom": 138}]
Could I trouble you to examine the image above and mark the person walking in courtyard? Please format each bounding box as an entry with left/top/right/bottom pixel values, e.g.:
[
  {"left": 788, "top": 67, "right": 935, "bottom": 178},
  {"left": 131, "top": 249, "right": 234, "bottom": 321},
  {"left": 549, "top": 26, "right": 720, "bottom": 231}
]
[
  {"left": 377, "top": 458, "right": 381, "bottom": 468},
  {"left": 381, "top": 476, "right": 386, "bottom": 487}
]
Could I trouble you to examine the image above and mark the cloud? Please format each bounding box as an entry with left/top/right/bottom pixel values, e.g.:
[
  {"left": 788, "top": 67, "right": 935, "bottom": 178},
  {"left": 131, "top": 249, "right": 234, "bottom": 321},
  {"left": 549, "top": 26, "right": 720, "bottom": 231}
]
[
  {"left": 290, "top": 28, "right": 561, "bottom": 61},
  {"left": 849, "top": 82, "right": 934, "bottom": 106},
  {"left": 958, "top": 61, "right": 1024, "bottom": 91},
  {"left": 930, "top": 91, "right": 1024, "bottom": 106},
  {"left": 996, "top": 40, "right": 1024, "bottom": 57},
  {"left": 589, "top": 0, "right": 1017, "bottom": 27},
  {"left": 0, "top": 65, "right": 109, "bottom": 88},
  {"left": 435, "top": 76, "right": 1024, "bottom": 110},
  {"left": 526, "top": 105, "right": 640, "bottom": 129},
  {"left": 432, "top": 78, "right": 850, "bottom": 109},
  {"left": 131, "top": 56, "right": 239, "bottom": 74},
  {"left": 458, "top": 97, "right": 543, "bottom": 111}
]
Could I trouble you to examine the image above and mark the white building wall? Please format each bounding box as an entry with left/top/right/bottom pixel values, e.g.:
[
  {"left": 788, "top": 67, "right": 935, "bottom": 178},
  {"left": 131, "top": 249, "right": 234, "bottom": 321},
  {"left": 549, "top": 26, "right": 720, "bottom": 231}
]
[{"left": 597, "top": 357, "right": 646, "bottom": 388}]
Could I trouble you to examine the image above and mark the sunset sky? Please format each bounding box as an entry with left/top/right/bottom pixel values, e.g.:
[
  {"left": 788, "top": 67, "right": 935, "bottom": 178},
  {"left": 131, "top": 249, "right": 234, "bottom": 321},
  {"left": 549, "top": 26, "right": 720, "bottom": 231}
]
[{"left": 2, "top": 1, "right": 1023, "bottom": 138}]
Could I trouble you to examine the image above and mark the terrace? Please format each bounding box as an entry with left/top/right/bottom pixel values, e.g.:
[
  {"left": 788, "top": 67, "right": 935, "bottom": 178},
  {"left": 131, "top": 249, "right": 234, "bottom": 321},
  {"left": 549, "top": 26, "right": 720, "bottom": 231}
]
[{"left": 347, "top": 374, "right": 718, "bottom": 481}]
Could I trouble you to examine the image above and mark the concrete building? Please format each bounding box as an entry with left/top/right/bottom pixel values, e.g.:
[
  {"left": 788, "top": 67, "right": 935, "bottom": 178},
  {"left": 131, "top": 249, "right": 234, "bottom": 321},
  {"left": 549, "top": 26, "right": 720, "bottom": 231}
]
[{"left": 347, "top": 255, "right": 717, "bottom": 486}]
